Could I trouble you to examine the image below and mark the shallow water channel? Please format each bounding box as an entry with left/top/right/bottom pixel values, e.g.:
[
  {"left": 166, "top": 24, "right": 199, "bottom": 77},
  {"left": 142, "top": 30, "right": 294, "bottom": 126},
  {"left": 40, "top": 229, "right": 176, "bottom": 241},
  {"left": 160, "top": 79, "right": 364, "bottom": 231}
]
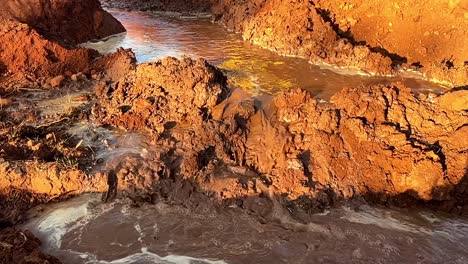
[
  {"left": 22, "top": 9, "right": 466, "bottom": 264},
  {"left": 83, "top": 10, "right": 447, "bottom": 99}
]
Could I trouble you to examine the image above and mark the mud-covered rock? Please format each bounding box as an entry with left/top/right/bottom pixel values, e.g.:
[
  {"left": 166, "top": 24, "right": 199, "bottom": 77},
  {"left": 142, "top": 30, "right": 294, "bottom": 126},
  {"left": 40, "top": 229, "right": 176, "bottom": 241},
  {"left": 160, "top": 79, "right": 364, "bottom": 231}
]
[{"left": 91, "top": 48, "right": 137, "bottom": 82}]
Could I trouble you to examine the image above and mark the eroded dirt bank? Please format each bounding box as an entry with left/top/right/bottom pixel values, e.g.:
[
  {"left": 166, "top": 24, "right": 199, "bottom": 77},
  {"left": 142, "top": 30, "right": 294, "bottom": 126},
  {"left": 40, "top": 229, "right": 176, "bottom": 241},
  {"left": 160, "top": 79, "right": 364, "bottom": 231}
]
[
  {"left": 3, "top": 54, "right": 466, "bottom": 226},
  {"left": 101, "top": 0, "right": 468, "bottom": 86},
  {"left": 0, "top": 0, "right": 125, "bottom": 46},
  {"left": 0, "top": 0, "right": 126, "bottom": 89},
  {"left": 2, "top": 54, "right": 466, "bottom": 217},
  {"left": 91, "top": 57, "right": 468, "bottom": 212}
]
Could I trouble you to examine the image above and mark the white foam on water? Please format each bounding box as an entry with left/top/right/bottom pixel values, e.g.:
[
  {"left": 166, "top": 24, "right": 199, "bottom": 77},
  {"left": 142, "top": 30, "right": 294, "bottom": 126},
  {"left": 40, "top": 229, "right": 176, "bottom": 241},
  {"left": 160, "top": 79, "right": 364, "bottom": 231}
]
[
  {"left": 339, "top": 206, "right": 431, "bottom": 234},
  {"left": 28, "top": 197, "right": 96, "bottom": 248},
  {"left": 25, "top": 196, "right": 229, "bottom": 264},
  {"left": 86, "top": 247, "right": 228, "bottom": 264},
  {"left": 23, "top": 195, "right": 119, "bottom": 250}
]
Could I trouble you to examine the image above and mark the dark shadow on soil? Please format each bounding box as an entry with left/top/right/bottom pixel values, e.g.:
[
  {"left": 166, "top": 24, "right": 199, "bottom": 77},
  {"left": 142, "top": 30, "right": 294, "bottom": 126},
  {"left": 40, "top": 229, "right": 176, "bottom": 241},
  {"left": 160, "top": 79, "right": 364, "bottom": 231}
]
[
  {"left": 0, "top": 189, "right": 49, "bottom": 227},
  {"left": 0, "top": 61, "right": 6, "bottom": 75},
  {"left": 315, "top": 6, "right": 408, "bottom": 68},
  {"left": 450, "top": 85, "right": 468, "bottom": 92},
  {"left": 97, "top": 151, "right": 468, "bottom": 218}
]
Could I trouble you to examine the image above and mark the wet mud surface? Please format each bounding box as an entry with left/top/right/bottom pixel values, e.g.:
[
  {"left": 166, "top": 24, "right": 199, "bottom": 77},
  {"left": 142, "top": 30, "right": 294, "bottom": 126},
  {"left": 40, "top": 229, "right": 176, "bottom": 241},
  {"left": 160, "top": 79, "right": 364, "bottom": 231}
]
[{"left": 0, "top": 0, "right": 467, "bottom": 263}]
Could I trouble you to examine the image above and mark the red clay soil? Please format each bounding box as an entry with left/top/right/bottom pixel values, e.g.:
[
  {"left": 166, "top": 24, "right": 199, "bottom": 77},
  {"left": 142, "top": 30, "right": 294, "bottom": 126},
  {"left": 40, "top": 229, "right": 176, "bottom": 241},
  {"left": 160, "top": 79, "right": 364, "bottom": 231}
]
[
  {"left": 0, "top": 20, "right": 99, "bottom": 81},
  {"left": 0, "top": 24, "right": 135, "bottom": 87},
  {"left": 0, "top": 1, "right": 466, "bottom": 262},
  {"left": 0, "top": 0, "right": 127, "bottom": 85},
  {"left": 94, "top": 57, "right": 229, "bottom": 133},
  {"left": 314, "top": 0, "right": 468, "bottom": 86},
  {"left": 101, "top": 0, "right": 468, "bottom": 86},
  {"left": 92, "top": 56, "right": 468, "bottom": 212},
  {"left": 0, "top": 0, "right": 125, "bottom": 46},
  {"left": 7, "top": 56, "right": 462, "bottom": 214}
]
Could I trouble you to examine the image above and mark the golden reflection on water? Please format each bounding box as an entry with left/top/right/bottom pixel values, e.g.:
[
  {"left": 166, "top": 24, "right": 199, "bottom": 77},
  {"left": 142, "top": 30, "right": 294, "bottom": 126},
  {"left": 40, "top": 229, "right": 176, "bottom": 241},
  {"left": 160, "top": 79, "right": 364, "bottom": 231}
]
[{"left": 83, "top": 10, "right": 448, "bottom": 99}]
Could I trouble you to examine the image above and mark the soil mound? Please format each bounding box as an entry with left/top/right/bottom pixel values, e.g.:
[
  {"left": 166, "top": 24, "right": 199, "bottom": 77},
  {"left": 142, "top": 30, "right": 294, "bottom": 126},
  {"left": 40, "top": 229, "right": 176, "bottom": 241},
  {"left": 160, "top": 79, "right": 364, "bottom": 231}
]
[
  {"left": 0, "top": 0, "right": 125, "bottom": 46},
  {"left": 0, "top": 20, "right": 98, "bottom": 81},
  {"left": 0, "top": 0, "right": 127, "bottom": 86},
  {"left": 93, "top": 57, "right": 468, "bottom": 212},
  {"left": 0, "top": 24, "right": 134, "bottom": 87},
  {"left": 94, "top": 57, "right": 229, "bottom": 133}
]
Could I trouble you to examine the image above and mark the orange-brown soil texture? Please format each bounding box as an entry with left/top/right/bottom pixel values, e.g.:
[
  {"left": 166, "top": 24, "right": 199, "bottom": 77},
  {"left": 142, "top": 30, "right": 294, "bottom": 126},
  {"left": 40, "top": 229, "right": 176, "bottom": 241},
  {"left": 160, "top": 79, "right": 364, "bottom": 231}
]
[
  {"left": 102, "top": 0, "right": 468, "bottom": 86},
  {"left": 0, "top": 0, "right": 125, "bottom": 88},
  {"left": 0, "top": 0, "right": 467, "bottom": 263},
  {"left": 92, "top": 57, "right": 468, "bottom": 211}
]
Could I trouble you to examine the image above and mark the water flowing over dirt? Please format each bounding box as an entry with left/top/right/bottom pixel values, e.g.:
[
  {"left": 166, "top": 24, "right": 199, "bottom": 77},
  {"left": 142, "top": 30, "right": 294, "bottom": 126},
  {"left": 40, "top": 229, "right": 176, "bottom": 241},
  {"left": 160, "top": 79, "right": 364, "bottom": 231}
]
[
  {"left": 82, "top": 10, "right": 446, "bottom": 98},
  {"left": 90, "top": 56, "right": 468, "bottom": 211},
  {"left": 0, "top": 0, "right": 467, "bottom": 263},
  {"left": 101, "top": 0, "right": 468, "bottom": 86}
]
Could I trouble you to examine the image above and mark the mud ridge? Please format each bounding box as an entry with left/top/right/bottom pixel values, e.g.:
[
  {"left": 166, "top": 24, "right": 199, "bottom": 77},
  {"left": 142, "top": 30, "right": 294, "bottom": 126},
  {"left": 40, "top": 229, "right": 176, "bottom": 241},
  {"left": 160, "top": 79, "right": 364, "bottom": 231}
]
[{"left": 88, "top": 56, "right": 468, "bottom": 216}]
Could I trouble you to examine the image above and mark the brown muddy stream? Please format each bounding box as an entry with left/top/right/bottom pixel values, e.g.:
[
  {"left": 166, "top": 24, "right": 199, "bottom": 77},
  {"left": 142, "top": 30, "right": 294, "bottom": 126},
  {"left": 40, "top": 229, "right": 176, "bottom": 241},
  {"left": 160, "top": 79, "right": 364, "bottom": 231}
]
[
  {"left": 23, "top": 194, "right": 468, "bottom": 264},
  {"left": 21, "top": 9, "right": 466, "bottom": 264}
]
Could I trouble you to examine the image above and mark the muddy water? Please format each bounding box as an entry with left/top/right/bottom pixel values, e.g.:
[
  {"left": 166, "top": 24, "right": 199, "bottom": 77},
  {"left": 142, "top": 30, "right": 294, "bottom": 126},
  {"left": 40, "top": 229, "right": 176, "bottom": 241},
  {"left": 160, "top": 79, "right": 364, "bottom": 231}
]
[
  {"left": 82, "top": 10, "right": 447, "bottom": 98},
  {"left": 24, "top": 195, "right": 468, "bottom": 264}
]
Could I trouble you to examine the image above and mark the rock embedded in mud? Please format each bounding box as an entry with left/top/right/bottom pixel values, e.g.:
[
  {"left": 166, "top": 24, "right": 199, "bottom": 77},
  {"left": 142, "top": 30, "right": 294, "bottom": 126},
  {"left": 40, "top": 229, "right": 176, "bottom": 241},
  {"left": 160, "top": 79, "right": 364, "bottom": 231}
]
[
  {"left": 49, "top": 75, "right": 65, "bottom": 88},
  {"left": 70, "top": 73, "right": 86, "bottom": 82}
]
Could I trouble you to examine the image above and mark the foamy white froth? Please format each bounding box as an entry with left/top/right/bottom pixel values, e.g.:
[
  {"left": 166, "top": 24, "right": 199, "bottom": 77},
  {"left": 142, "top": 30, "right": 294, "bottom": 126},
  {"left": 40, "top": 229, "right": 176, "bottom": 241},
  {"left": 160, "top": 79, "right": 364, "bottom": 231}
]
[{"left": 24, "top": 195, "right": 229, "bottom": 264}]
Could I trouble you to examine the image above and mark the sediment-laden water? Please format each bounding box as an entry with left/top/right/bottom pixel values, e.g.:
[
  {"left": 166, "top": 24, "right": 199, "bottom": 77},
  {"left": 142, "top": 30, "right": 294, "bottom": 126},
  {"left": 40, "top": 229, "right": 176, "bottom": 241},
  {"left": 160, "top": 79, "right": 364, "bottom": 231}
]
[{"left": 24, "top": 195, "right": 468, "bottom": 264}]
